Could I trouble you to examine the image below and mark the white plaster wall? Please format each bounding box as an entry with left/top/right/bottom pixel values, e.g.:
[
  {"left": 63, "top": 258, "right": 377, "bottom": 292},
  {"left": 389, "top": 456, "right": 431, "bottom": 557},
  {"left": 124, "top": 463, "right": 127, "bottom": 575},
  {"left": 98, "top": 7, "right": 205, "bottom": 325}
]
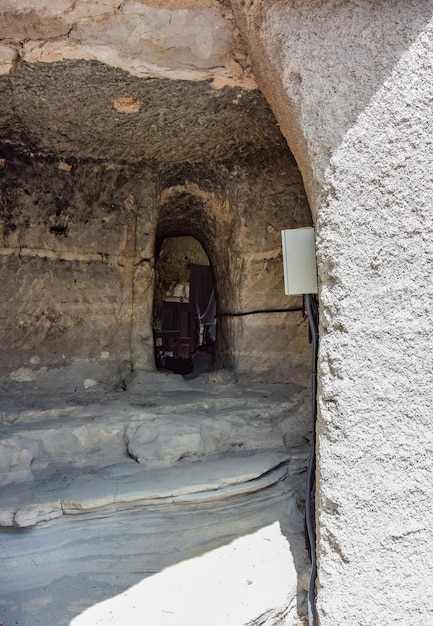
[{"left": 231, "top": 1, "right": 433, "bottom": 624}]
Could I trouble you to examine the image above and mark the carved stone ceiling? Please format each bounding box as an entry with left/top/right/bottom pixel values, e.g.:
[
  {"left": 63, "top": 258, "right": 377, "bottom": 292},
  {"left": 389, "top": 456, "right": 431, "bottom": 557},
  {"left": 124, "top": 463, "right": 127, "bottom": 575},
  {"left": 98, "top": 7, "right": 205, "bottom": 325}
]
[
  {"left": 0, "top": 60, "right": 288, "bottom": 165},
  {"left": 0, "top": 0, "right": 290, "bottom": 166}
]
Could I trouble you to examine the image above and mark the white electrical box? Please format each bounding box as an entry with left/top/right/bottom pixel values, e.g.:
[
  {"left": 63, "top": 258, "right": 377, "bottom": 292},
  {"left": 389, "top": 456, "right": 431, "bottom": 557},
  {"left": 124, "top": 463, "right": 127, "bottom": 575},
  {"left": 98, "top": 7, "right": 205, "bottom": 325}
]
[{"left": 281, "top": 227, "right": 318, "bottom": 295}]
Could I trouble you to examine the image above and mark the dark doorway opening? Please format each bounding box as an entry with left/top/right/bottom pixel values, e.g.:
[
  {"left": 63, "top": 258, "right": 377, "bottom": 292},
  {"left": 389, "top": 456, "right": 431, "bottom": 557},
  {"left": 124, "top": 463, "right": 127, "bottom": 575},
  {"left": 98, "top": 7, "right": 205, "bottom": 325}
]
[{"left": 153, "top": 236, "right": 216, "bottom": 376}]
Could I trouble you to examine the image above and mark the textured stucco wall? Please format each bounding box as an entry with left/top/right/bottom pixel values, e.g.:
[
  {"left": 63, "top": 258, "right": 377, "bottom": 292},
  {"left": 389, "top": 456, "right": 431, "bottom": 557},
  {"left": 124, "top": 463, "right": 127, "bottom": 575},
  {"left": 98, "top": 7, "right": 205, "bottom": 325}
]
[{"left": 232, "top": 1, "right": 433, "bottom": 624}]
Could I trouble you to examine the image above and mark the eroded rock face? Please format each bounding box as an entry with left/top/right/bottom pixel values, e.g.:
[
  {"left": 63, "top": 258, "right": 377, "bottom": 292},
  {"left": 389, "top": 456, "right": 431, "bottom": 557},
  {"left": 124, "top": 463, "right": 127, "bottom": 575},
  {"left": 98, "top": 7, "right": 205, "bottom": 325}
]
[
  {"left": 0, "top": 59, "right": 311, "bottom": 387},
  {"left": 0, "top": 0, "right": 254, "bottom": 87},
  {"left": 2, "top": 2, "right": 433, "bottom": 626},
  {"left": 0, "top": 61, "right": 279, "bottom": 163},
  {"left": 0, "top": 437, "right": 38, "bottom": 485},
  {"left": 0, "top": 0, "right": 315, "bottom": 388},
  {"left": 0, "top": 150, "right": 310, "bottom": 386}
]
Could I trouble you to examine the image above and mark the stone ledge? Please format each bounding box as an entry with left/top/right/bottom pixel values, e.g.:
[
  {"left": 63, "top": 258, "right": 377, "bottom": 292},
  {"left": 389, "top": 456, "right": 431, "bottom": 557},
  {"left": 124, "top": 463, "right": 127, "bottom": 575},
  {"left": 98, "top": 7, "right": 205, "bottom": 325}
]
[{"left": 0, "top": 451, "right": 293, "bottom": 528}]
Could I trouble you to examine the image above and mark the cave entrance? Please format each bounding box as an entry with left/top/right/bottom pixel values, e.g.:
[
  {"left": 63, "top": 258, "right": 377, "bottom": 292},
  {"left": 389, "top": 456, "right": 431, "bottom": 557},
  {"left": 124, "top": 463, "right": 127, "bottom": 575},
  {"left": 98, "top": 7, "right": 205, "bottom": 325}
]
[{"left": 153, "top": 236, "right": 216, "bottom": 377}]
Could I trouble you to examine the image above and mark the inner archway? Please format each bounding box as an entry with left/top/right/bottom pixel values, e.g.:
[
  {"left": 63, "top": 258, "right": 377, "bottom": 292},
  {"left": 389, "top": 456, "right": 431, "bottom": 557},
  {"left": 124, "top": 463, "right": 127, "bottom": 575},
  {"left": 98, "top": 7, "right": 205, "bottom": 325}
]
[{"left": 153, "top": 235, "right": 216, "bottom": 377}]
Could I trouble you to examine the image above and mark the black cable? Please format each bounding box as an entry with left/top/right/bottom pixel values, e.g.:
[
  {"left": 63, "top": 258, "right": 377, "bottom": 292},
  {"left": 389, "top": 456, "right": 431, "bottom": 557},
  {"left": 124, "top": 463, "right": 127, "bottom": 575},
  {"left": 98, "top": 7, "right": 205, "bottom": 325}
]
[
  {"left": 217, "top": 306, "right": 303, "bottom": 318},
  {"left": 304, "top": 293, "right": 319, "bottom": 626},
  {"left": 220, "top": 294, "right": 317, "bottom": 625}
]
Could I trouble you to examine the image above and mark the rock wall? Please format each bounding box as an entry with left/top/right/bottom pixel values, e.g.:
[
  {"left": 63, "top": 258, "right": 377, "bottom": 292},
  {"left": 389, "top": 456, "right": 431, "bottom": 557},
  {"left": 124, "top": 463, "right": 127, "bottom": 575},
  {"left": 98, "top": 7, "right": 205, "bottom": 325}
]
[
  {"left": 0, "top": 33, "right": 314, "bottom": 386},
  {"left": 0, "top": 157, "right": 157, "bottom": 388},
  {"left": 231, "top": 1, "right": 433, "bottom": 624},
  {"left": 225, "top": 153, "right": 311, "bottom": 381},
  {"left": 0, "top": 140, "right": 311, "bottom": 388}
]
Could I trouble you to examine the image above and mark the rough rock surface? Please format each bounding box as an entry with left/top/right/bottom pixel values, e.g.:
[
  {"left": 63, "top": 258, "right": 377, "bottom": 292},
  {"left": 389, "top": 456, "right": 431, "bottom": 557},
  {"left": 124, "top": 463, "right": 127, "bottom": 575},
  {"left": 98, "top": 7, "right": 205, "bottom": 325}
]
[
  {"left": 1, "top": 492, "right": 308, "bottom": 626},
  {"left": 0, "top": 376, "right": 311, "bottom": 625},
  {"left": 0, "top": 3, "right": 312, "bottom": 388},
  {"left": 0, "top": 436, "right": 38, "bottom": 485},
  {"left": 0, "top": 61, "right": 279, "bottom": 163},
  {"left": 0, "top": 376, "right": 309, "bottom": 484},
  {"left": 0, "top": 0, "right": 255, "bottom": 87},
  {"left": 230, "top": 1, "right": 433, "bottom": 625},
  {"left": 0, "top": 86, "right": 311, "bottom": 383}
]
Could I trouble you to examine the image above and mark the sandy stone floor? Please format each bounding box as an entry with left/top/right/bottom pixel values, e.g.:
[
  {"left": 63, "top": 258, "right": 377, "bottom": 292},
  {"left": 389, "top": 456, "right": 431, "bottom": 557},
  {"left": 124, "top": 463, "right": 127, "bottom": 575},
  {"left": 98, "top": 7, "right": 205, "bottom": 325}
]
[{"left": 0, "top": 373, "right": 311, "bottom": 625}]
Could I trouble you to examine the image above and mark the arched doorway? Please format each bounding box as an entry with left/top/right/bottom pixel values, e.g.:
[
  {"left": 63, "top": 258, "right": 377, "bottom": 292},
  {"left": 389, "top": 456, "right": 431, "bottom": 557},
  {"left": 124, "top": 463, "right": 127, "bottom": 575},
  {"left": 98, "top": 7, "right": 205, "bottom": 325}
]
[{"left": 153, "top": 236, "right": 216, "bottom": 376}]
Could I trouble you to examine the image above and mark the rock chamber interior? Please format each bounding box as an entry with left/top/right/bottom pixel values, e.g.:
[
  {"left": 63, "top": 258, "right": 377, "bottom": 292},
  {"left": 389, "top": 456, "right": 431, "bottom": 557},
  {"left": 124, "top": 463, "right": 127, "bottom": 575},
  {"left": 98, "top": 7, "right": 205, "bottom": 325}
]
[
  {"left": 0, "top": 51, "right": 316, "bottom": 626},
  {"left": 0, "top": 58, "right": 312, "bottom": 389}
]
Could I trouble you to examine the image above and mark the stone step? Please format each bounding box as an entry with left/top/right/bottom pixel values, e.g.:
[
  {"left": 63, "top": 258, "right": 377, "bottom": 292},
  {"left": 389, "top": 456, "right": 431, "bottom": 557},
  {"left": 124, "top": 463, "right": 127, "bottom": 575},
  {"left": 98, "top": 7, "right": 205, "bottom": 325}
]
[
  {"left": 0, "top": 387, "right": 309, "bottom": 486},
  {"left": 0, "top": 451, "right": 298, "bottom": 528}
]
